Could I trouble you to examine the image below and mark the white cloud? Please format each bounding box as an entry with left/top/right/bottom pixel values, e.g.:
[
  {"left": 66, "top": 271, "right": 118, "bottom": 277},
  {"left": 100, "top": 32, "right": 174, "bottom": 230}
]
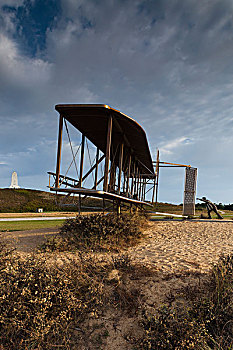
[
  {"left": 0, "top": 33, "right": 51, "bottom": 84},
  {"left": 159, "top": 137, "right": 193, "bottom": 155}
]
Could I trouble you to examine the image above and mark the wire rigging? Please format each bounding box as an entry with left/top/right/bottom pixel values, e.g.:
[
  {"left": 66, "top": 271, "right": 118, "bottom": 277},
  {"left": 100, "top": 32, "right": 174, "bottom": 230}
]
[{"left": 64, "top": 120, "right": 79, "bottom": 178}]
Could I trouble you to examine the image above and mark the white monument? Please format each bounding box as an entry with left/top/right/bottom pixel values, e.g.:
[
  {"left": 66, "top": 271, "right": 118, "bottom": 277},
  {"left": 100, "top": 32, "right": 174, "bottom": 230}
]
[{"left": 10, "top": 171, "right": 20, "bottom": 189}]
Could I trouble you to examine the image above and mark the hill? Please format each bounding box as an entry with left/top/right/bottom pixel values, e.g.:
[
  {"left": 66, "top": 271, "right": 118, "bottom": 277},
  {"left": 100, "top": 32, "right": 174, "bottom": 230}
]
[
  {"left": 0, "top": 188, "right": 102, "bottom": 213},
  {"left": 0, "top": 188, "right": 185, "bottom": 213}
]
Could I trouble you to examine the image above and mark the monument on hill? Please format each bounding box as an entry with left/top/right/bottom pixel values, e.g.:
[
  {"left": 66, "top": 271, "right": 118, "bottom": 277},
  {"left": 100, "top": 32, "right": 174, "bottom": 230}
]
[{"left": 10, "top": 171, "right": 20, "bottom": 189}]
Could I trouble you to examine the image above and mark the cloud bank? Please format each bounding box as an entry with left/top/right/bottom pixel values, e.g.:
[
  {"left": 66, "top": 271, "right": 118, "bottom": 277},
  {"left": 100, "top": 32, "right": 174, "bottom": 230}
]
[{"left": 0, "top": 0, "right": 233, "bottom": 203}]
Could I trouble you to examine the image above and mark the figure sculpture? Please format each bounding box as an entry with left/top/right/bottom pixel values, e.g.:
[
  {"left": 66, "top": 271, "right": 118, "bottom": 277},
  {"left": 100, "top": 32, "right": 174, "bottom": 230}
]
[{"left": 197, "top": 197, "right": 223, "bottom": 219}]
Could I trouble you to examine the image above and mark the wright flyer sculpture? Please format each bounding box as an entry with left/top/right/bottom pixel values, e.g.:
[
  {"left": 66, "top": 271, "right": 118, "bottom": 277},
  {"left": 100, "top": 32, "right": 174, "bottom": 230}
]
[
  {"left": 49, "top": 104, "right": 197, "bottom": 214},
  {"left": 48, "top": 104, "right": 156, "bottom": 212}
]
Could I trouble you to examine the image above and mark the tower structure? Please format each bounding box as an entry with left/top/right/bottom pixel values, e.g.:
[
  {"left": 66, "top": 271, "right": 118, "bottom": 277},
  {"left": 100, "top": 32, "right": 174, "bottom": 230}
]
[{"left": 10, "top": 171, "right": 20, "bottom": 189}]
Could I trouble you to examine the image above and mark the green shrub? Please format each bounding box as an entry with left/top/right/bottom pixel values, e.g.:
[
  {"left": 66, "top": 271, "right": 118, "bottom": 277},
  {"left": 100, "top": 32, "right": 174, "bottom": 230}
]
[{"left": 41, "top": 213, "right": 147, "bottom": 252}]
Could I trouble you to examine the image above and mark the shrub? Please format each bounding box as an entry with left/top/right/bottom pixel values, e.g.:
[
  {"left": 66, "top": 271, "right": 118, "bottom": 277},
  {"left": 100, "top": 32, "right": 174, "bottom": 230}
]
[
  {"left": 0, "top": 251, "right": 108, "bottom": 349},
  {"left": 0, "top": 239, "right": 144, "bottom": 349},
  {"left": 41, "top": 213, "right": 147, "bottom": 252},
  {"left": 0, "top": 235, "right": 14, "bottom": 272},
  {"left": 140, "top": 254, "right": 233, "bottom": 349}
]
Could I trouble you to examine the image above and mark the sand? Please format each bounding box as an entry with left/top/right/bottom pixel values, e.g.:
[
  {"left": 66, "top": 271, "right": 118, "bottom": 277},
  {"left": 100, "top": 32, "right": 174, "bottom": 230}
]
[
  {"left": 2, "top": 219, "right": 233, "bottom": 270},
  {"left": 128, "top": 220, "right": 233, "bottom": 273}
]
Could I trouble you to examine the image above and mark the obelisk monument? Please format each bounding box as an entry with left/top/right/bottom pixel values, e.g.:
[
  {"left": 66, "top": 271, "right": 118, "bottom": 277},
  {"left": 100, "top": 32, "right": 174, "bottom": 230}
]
[{"left": 10, "top": 171, "right": 20, "bottom": 189}]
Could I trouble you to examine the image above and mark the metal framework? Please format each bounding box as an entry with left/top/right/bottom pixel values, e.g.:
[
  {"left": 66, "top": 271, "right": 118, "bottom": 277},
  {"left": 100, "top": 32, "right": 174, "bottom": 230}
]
[{"left": 48, "top": 104, "right": 156, "bottom": 212}]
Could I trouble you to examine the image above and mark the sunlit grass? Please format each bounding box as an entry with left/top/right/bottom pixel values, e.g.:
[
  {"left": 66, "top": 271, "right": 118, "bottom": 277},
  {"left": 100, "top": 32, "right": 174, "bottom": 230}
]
[{"left": 0, "top": 219, "right": 65, "bottom": 232}]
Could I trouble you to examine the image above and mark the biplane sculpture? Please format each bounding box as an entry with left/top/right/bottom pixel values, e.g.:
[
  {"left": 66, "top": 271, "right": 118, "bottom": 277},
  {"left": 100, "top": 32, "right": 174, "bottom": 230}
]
[{"left": 48, "top": 104, "right": 156, "bottom": 212}]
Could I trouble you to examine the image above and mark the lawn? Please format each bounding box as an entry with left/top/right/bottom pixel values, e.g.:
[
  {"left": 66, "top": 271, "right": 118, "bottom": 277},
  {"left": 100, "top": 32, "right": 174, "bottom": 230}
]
[{"left": 0, "top": 219, "right": 65, "bottom": 232}]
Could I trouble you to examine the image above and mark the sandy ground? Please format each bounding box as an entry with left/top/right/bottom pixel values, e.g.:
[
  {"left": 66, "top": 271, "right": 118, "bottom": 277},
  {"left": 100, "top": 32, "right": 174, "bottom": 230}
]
[
  {"left": 1, "top": 220, "right": 233, "bottom": 349},
  {"left": 129, "top": 220, "right": 233, "bottom": 273},
  {"left": 3, "top": 220, "right": 232, "bottom": 260}
]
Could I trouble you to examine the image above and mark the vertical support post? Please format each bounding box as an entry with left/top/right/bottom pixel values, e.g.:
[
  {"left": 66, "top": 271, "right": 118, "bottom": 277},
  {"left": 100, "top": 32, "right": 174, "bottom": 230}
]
[
  {"left": 79, "top": 134, "right": 85, "bottom": 187},
  {"left": 142, "top": 178, "right": 146, "bottom": 201},
  {"left": 136, "top": 168, "right": 140, "bottom": 198},
  {"left": 109, "top": 162, "right": 116, "bottom": 192},
  {"left": 117, "top": 142, "right": 124, "bottom": 194},
  {"left": 155, "top": 149, "right": 160, "bottom": 205},
  {"left": 141, "top": 177, "right": 144, "bottom": 201},
  {"left": 134, "top": 164, "right": 138, "bottom": 197},
  {"left": 138, "top": 175, "right": 141, "bottom": 200},
  {"left": 78, "top": 194, "right": 81, "bottom": 215},
  {"left": 103, "top": 116, "right": 113, "bottom": 192},
  {"left": 139, "top": 175, "right": 142, "bottom": 201},
  {"left": 123, "top": 171, "right": 127, "bottom": 193},
  {"left": 94, "top": 148, "right": 99, "bottom": 189},
  {"left": 126, "top": 154, "right": 131, "bottom": 197},
  {"left": 117, "top": 201, "right": 121, "bottom": 215},
  {"left": 55, "top": 115, "right": 63, "bottom": 188},
  {"left": 152, "top": 177, "right": 156, "bottom": 203},
  {"left": 113, "top": 164, "right": 116, "bottom": 191},
  {"left": 131, "top": 161, "right": 135, "bottom": 197},
  {"left": 144, "top": 179, "right": 147, "bottom": 200}
]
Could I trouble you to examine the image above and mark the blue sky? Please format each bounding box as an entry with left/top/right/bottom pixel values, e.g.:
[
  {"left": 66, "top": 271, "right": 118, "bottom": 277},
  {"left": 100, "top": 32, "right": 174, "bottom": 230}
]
[{"left": 0, "top": 0, "right": 233, "bottom": 204}]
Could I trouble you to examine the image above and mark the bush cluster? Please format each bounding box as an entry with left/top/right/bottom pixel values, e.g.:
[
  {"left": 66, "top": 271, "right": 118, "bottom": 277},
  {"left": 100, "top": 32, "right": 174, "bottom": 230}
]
[
  {"left": 140, "top": 254, "right": 233, "bottom": 349},
  {"left": 41, "top": 213, "right": 147, "bottom": 252},
  {"left": 0, "top": 242, "right": 143, "bottom": 349},
  {"left": 0, "top": 249, "right": 108, "bottom": 349}
]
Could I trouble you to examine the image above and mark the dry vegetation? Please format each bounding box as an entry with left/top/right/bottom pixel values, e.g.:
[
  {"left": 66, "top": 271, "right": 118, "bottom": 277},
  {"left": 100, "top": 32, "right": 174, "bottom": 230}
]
[
  {"left": 40, "top": 213, "right": 147, "bottom": 252},
  {"left": 140, "top": 255, "right": 233, "bottom": 349},
  {"left": 0, "top": 214, "right": 233, "bottom": 349}
]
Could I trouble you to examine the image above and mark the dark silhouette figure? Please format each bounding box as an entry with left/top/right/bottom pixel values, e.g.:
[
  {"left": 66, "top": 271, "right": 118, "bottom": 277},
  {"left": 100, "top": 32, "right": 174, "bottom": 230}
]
[{"left": 197, "top": 197, "right": 223, "bottom": 219}]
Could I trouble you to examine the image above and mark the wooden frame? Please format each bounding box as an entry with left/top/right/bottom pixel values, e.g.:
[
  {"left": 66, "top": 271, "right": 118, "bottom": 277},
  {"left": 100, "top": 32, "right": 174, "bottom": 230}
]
[{"left": 49, "top": 104, "right": 156, "bottom": 210}]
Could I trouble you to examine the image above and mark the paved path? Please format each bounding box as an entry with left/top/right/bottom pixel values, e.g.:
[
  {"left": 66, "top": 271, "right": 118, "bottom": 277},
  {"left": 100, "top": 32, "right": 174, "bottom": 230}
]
[{"left": 1, "top": 227, "right": 59, "bottom": 252}]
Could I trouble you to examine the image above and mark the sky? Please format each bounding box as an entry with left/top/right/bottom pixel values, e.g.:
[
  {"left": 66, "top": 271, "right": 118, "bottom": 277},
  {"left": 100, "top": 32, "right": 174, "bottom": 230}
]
[{"left": 0, "top": 0, "right": 233, "bottom": 204}]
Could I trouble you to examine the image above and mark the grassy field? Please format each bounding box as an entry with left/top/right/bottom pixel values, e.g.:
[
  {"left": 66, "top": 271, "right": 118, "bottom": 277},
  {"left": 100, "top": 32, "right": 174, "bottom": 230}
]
[{"left": 0, "top": 219, "right": 65, "bottom": 232}]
